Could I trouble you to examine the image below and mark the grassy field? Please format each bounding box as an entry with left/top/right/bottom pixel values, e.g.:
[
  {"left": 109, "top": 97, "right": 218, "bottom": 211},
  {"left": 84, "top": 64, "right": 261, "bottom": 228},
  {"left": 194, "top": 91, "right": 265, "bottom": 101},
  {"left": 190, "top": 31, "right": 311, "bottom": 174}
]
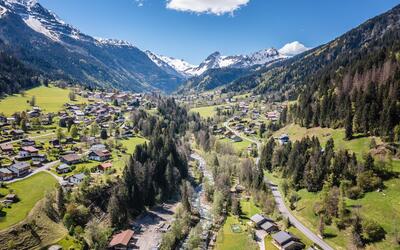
[
  {"left": 273, "top": 124, "right": 381, "bottom": 159},
  {"left": 0, "top": 198, "right": 67, "bottom": 249},
  {"left": 0, "top": 85, "right": 87, "bottom": 116},
  {"left": 112, "top": 136, "right": 149, "bottom": 174},
  {"left": 190, "top": 105, "right": 225, "bottom": 119},
  {"left": 219, "top": 137, "right": 251, "bottom": 154},
  {"left": 0, "top": 172, "right": 57, "bottom": 230},
  {"left": 121, "top": 136, "right": 148, "bottom": 154},
  {"left": 216, "top": 199, "right": 260, "bottom": 250}
]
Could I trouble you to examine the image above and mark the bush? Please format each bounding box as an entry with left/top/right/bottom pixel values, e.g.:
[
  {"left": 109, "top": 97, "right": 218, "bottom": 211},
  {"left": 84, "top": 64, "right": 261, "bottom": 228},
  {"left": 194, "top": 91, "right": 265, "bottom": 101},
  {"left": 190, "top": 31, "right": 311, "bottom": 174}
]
[
  {"left": 357, "top": 171, "right": 382, "bottom": 192},
  {"left": 362, "top": 219, "right": 386, "bottom": 242},
  {"left": 347, "top": 186, "right": 364, "bottom": 200}
]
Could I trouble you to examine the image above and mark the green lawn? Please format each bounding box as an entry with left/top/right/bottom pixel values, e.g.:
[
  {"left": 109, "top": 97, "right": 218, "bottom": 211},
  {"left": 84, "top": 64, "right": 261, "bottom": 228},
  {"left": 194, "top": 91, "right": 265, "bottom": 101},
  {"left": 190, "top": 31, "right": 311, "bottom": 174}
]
[
  {"left": 120, "top": 136, "right": 148, "bottom": 154},
  {"left": 274, "top": 124, "right": 381, "bottom": 159},
  {"left": 0, "top": 85, "right": 87, "bottom": 116},
  {"left": 112, "top": 136, "right": 149, "bottom": 174},
  {"left": 190, "top": 105, "right": 225, "bottom": 119},
  {"left": 56, "top": 235, "right": 83, "bottom": 250},
  {"left": 216, "top": 199, "right": 260, "bottom": 250},
  {"left": 0, "top": 172, "right": 57, "bottom": 230},
  {"left": 219, "top": 138, "right": 251, "bottom": 154}
]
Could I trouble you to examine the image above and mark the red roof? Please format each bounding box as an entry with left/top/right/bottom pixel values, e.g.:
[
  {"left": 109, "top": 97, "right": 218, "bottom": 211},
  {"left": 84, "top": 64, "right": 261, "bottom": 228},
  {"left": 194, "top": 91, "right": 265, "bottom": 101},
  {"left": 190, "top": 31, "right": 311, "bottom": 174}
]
[
  {"left": 99, "top": 162, "right": 113, "bottom": 170},
  {"left": 109, "top": 230, "right": 134, "bottom": 247}
]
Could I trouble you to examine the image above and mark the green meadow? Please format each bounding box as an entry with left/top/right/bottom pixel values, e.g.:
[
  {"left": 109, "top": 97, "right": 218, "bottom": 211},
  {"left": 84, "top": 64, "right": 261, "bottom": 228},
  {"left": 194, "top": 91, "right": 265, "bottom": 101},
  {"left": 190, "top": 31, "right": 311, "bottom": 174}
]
[
  {"left": 0, "top": 85, "right": 87, "bottom": 116},
  {"left": 0, "top": 172, "right": 57, "bottom": 230}
]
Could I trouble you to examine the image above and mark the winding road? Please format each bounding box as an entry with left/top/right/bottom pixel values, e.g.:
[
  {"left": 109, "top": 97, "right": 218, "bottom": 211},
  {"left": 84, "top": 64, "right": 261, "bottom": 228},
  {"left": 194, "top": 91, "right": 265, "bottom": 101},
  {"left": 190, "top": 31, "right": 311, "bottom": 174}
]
[{"left": 224, "top": 119, "right": 334, "bottom": 250}]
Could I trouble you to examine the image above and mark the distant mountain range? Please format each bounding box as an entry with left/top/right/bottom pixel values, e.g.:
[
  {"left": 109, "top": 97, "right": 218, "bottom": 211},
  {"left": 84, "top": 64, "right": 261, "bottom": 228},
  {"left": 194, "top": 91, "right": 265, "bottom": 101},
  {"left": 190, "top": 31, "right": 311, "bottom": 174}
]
[{"left": 0, "top": 0, "right": 310, "bottom": 94}]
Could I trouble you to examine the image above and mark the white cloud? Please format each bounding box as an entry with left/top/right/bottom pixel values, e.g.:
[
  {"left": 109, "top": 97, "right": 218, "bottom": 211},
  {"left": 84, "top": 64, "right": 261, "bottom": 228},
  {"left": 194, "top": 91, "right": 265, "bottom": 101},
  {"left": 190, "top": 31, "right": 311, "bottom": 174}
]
[
  {"left": 279, "top": 41, "right": 310, "bottom": 56},
  {"left": 134, "top": 0, "right": 144, "bottom": 7},
  {"left": 166, "top": 0, "right": 250, "bottom": 15}
]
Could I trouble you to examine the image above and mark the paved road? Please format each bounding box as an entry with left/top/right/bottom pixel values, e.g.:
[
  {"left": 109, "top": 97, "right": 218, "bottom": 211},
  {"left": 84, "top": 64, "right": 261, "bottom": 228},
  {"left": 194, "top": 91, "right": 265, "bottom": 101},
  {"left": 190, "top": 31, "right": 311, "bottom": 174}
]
[
  {"left": 0, "top": 132, "right": 55, "bottom": 146},
  {"left": 5, "top": 160, "right": 60, "bottom": 184},
  {"left": 224, "top": 118, "right": 334, "bottom": 250}
]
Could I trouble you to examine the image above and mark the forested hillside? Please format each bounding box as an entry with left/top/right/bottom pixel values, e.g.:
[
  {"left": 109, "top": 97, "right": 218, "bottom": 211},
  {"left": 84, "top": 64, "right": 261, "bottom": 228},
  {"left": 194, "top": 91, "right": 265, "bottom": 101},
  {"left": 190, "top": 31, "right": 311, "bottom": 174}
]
[
  {"left": 225, "top": 4, "right": 400, "bottom": 103},
  {"left": 0, "top": 49, "right": 43, "bottom": 95}
]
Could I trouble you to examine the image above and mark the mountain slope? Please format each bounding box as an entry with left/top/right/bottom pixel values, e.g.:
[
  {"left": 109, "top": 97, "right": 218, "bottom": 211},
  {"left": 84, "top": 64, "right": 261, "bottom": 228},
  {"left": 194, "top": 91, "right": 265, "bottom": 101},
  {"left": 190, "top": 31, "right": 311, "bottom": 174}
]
[
  {"left": 225, "top": 4, "right": 400, "bottom": 96},
  {"left": 0, "top": 0, "right": 185, "bottom": 92}
]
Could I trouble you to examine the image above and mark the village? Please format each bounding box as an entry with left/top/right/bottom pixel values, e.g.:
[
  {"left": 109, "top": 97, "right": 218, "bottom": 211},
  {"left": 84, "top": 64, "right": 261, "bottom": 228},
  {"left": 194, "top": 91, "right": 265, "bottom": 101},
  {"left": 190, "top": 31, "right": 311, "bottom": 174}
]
[{"left": 0, "top": 88, "right": 150, "bottom": 202}]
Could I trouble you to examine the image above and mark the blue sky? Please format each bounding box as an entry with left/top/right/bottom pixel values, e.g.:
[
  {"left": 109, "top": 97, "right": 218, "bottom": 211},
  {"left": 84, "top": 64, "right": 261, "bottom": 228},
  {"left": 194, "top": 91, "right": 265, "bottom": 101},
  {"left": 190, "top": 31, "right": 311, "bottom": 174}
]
[{"left": 39, "top": 0, "right": 400, "bottom": 64}]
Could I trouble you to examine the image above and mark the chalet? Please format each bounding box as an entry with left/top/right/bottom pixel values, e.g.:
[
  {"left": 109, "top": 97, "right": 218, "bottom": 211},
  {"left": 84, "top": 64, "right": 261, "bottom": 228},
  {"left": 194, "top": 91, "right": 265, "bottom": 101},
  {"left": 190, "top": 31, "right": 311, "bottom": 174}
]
[
  {"left": 22, "top": 146, "right": 39, "bottom": 156},
  {"left": 60, "top": 154, "right": 81, "bottom": 165},
  {"left": 32, "top": 154, "right": 47, "bottom": 163},
  {"left": 27, "top": 110, "right": 40, "bottom": 118},
  {"left": 16, "top": 151, "right": 31, "bottom": 160},
  {"left": 0, "top": 144, "right": 13, "bottom": 154},
  {"left": 231, "top": 135, "right": 243, "bottom": 143},
  {"left": 90, "top": 144, "right": 107, "bottom": 152},
  {"left": 56, "top": 164, "right": 72, "bottom": 174},
  {"left": 260, "top": 221, "right": 279, "bottom": 234},
  {"left": 89, "top": 150, "right": 111, "bottom": 162},
  {"left": 108, "top": 229, "right": 135, "bottom": 250},
  {"left": 116, "top": 94, "right": 129, "bottom": 104},
  {"left": 69, "top": 173, "right": 86, "bottom": 185},
  {"left": 250, "top": 214, "right": 268, "bottom": 227},
  {"left": 0, "top": 168, "right": 13, "bottom": 181},
  {"left": 9, "top": 162, "right": 30, "bottom": 177},
  {"left": 98, "top": 162, "right": 112, "bottom": 173},
  {"left": 50, "top": 139, "right": 61, "bottom": 147},
  {"left": 20, "top": 139, "right": 35, "bottom": 147},
  {"left": 266, "top": 111, "right": 280, "bottom": 121},
  {"left": 272, "top": 231, "right": 304, "bottom": 250},
  {"left": 11, "top": 130, "right": 24, "bottom": 139}
]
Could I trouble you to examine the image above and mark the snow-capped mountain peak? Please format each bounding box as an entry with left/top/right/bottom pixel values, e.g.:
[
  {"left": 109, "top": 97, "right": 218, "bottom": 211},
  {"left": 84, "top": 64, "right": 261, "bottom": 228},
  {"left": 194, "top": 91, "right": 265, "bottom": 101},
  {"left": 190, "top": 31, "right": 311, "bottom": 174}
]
[{"left": 144, "top": 47, "right": 289, "bottom": 79}]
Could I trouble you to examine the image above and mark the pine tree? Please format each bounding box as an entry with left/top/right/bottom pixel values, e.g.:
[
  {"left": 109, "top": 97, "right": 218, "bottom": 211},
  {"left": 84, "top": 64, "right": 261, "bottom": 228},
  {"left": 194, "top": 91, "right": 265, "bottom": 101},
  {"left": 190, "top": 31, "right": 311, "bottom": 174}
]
[{"left": 345, "top": 104, "right": 353, "bottom": 140}]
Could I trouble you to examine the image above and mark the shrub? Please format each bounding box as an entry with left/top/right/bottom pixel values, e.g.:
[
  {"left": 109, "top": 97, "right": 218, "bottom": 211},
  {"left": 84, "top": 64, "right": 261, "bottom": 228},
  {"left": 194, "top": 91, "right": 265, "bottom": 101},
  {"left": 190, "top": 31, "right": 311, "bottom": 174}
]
[
  {"left": 362, "top": 219, "right": 385, "bottom": 242},
  {"left": 347, "top": 186, "right": 364, "bottom": 200}
]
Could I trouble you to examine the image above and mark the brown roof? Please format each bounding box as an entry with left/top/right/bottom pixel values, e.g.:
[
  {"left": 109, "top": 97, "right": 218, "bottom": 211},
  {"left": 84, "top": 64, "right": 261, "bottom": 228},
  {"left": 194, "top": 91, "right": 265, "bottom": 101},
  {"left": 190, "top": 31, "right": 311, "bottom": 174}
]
[
  {"left": 22, "top": 146, "right": 38, "bottom": 153},
  {"left": 61, "top": 154, "right": 81, "bottom": 162},
  {"left": 0, "top": 144, "right": 13, "bottom": 151},
  {"left": 109, "top": 230, "right": 134, "bottom": 247},
  {"left": 99, "top": 162, "right": 113, "bottom": 169},
  {"left": 92, "top": 150, "right": 111, "bottom": 157}
]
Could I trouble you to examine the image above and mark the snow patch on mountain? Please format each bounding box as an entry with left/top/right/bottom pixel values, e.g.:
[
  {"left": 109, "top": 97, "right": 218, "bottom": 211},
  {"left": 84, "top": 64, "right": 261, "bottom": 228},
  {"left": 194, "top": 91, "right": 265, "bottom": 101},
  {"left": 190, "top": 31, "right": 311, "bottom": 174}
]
[
  {"left": 24, "top": 15, "right": 59, "bottom": 41},
  {"left": 96, "top": 38, "right": 135, "bottom": 48}
]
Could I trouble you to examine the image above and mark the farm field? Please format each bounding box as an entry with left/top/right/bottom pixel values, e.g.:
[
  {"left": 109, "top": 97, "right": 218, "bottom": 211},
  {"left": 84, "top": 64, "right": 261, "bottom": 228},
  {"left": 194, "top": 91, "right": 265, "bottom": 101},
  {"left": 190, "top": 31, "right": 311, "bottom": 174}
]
[
  {"left": 190, "top": 104, "right": 225, "bottom": 118},
  {"left": 219, "top": 137, "right": 251, "bottom": 154},
  {"left": 0, "top": 172, "right": 57, "bottom": 230},
  {"left": 0, "top": 86, "right": 87, "bottom": 116}
]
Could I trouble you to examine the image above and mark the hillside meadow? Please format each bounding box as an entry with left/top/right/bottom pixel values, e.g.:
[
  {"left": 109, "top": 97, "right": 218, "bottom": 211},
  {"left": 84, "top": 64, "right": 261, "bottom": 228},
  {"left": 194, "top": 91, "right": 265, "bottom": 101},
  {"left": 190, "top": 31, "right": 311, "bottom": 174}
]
[{"left": 0, "top": 85, "right": 87, "bottom": 116}]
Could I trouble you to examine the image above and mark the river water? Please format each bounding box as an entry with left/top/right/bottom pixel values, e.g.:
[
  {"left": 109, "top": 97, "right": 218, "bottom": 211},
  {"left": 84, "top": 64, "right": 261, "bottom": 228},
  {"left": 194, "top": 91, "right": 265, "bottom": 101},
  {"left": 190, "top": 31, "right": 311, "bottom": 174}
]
[{"left": 180, "top": 153, "right": 214, "bottom": 250}]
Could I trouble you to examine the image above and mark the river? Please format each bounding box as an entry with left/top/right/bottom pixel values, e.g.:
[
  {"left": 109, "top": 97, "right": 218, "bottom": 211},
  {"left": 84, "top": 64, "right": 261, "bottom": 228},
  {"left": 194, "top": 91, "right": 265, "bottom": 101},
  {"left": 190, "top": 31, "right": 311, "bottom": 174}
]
[{"left": 180, "top": 153, "right": 214, "bottom": 250}]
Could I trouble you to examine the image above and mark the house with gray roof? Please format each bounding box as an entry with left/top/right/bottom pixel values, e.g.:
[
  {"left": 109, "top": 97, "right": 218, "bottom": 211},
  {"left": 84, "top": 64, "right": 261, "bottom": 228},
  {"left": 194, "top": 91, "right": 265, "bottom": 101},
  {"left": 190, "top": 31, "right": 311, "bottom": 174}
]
[
  {"left": 8, "top": 162, "right": 30, "bottom": 177},
  {"left": 272, "top": 231, "right": 304, "bottom": 250}
]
